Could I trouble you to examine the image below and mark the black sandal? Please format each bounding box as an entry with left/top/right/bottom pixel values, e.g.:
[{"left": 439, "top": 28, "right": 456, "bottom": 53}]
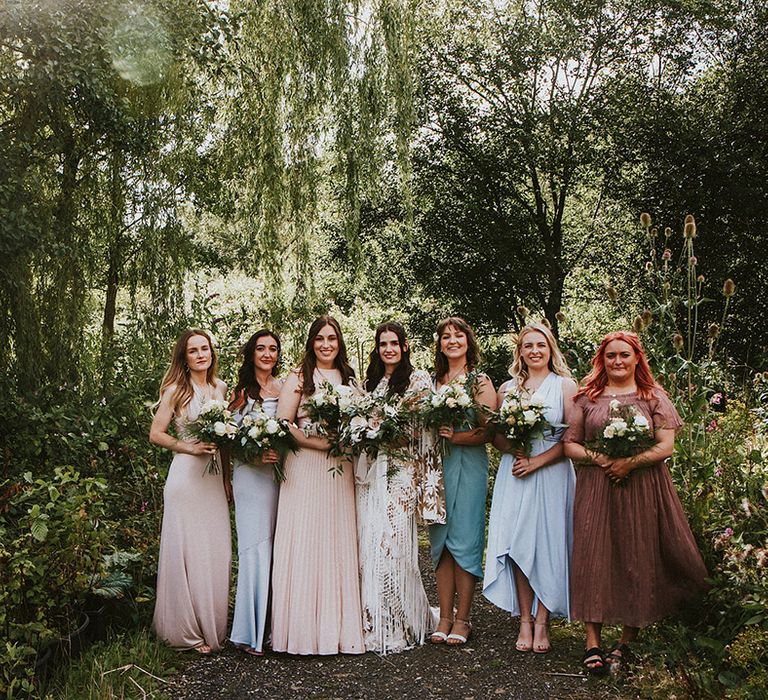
[
  {"left": 582, "top": 646, "right": 609, "bottom": 676},
  {"left": 605, "top": 642, "right": 634, "bottom": 672}
]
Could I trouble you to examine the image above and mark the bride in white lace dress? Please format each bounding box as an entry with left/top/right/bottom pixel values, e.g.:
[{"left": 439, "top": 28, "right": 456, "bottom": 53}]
[{"left": 356, "top": 322, "right": 445, "bottom": 654}]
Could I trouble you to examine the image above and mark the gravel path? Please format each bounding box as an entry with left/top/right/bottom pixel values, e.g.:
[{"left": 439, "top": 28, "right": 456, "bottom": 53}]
[{"left": 166, "top": 540, "right": 630, "bottom": 700}]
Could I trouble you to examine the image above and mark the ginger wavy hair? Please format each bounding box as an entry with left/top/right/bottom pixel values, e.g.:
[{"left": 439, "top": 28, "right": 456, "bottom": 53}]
[
  {"left": 157, "top": 329, "right": 219, "bottom": 416},
  {"left": 576, "top": 331, "right": 664, "bottom": 402},
  {"left": 509, "top": 323, "right": 572, "bottom": 384}
]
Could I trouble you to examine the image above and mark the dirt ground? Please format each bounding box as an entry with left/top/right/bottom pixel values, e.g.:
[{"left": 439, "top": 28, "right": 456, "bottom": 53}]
[{"left": 165, "top": 543, "right": 631, "bottom": 700}]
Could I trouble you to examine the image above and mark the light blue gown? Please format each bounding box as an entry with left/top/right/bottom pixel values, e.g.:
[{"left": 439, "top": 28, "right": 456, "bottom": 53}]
[
  {"left": 230, "top": 396, "right": 280, "bottom": 652},
  {"left": 429, "top": 408, "right": 488, "bottom": 578},
  {"left": 482, "top": 373, "right": 575, "bottom": 618}
]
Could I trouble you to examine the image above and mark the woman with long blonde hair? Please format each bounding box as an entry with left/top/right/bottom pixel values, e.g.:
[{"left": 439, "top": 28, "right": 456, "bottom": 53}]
[
  {"left": 149, "top": 329, "right": 231, "bottom": 654},
  {"left": 483, "top": 322, "right": 577, "bottom": 655}
]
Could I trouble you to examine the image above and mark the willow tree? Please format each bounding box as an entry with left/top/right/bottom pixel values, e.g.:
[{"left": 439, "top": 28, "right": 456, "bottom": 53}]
[{"left": 0, "top": 0, "right": 419, "bottom": 391}]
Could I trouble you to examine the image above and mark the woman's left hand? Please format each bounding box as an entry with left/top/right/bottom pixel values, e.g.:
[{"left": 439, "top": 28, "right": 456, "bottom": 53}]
[
  {"left": 605, "top": 457, "right": 634, "bottom": 483},
  {"left": 438, "top": 425, "right": 455, "bottom": 442},
  {"left": 512, "top": 455, "right": 539, "bottom": 478}
]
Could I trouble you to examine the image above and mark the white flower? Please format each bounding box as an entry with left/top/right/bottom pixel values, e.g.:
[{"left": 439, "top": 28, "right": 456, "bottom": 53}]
[
  {"left": 248, "top": 426, "right": 260, "bottom": 439},
  {"left": 383, "top": 404, "right": 398, "bottom": 418},
  {"left": 224, "top": 422, "right": 238, "bottom": 436},
  {"left": 350, "top": 415, "right": 368, "bottom": 431},
  {"left": 338, "top": 396, "right": 353, "bottom": 411},
  {"left": 633, "top": 415, "right": 650, "bottom": 429},
  {"left": 431, "top": 394, "right": 442, "bottom": 407},
  {"left": 265, "top": 419, "right": 280, "bottom": 435},
  {"left": 366, "top": 428, "right": 380, "bottom": 440},
  {"left": 457, "top": 393, "right": 471, "bottom": 408},
  {"left": 446, "top": 397, "right": 458, "bottom": 408},
  {"left": 529, "top": 394, "right": 546, "bottom": 408},
  {"left": 609, "top": 399, "right": 621, "bottom": 411},
  {"left": 213, "top": 421, "right": 227, "bottom": 436},
  {"left": 314, "top": 394, "right": 326, "bottom": 406},
  {"left": 522, "top": 409, "right": 538, "bottom": 425},
  {"left": 336, "top": 385, "right": 354, "bottom": 398},
  {"left": 612, "top": 419, "right": 628, "bottom": 436},
  {"left": 604, "top": 424, "right": 616, "bottom": 438}
]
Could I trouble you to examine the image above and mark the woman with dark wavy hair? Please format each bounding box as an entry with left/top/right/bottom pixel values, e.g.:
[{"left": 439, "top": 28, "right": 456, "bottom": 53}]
[
  {"left": 149, "top": 329, "right": 230, "bottom": 654},
  {"left": 228, "top": 330, "right": 283, "bottom": 657},
  {"left": 563, "top": 331, "right": 707, "bottom": 675},
  {"left": 271, "top": 316, "right": 364, "bottom": 655},
  {"left": 428, "top": 317, "right": 496, "bottom": 646},
  {"left": 357, "top": 322, "right": 444, "bottom": 653}
]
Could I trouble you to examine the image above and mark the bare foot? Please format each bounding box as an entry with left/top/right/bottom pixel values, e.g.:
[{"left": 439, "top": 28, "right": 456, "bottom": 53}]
[{"left": 194, "top": 644, "right": 212, "bottom": 655}]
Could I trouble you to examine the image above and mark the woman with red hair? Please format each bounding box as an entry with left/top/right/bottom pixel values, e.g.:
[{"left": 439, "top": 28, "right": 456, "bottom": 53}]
[{"left": 563, "top": 332, "right": 706, "bottom": 675}]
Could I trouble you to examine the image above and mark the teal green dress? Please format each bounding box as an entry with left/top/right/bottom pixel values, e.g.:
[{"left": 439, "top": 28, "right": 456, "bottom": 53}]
[{"left": 428, "top": 409, "right": 489, "bottom": 578}]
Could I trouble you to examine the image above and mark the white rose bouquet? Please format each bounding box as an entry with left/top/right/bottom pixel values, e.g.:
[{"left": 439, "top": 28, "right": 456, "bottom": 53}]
[
  {"left": 338, "top": 392, "right": 410, "bottom": 460},
  {"left": 418, "top": 376, "right": 477, "bottom": 455},
  {"left": 490, "top": 390, "right": 553, "bottom": 455},
  {"left": 185, "top": 398, "right": 238, "bottom": 474},
  {"left": 586, "top": 399, "right": 655, "bottom": 458},
  {"left": 302, "top": 381, "right": 356, "bottom": 438},
  {"left": 233, "top": 407, "right": 298, "bottom": 483}
]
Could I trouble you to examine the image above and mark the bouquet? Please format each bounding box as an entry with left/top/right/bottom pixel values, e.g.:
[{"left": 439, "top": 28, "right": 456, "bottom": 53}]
[
  {"left": 338, "top": 392, "right": 410, "bottom": 460},
  {"left": 491, "top": 390, "right": 552, "bottom": 455},
  {"left": 419, "top": 376, "right": 477, "bottom": 454},
  {"left": 233, "top": 407, "right": 298, "bottom": 483},
  {"left": 586, "top": 399, "right": 655, "bottom": 458},
  {"left": 185, "top": 399, "right": 239, "bottom": 474},
  {"left": 302, "top": 381, "right": 356, "bottom": 438}
]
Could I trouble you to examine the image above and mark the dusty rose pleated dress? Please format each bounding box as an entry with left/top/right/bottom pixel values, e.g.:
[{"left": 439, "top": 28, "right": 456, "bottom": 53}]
[
  {"left": 564, "top": 390, "right": 707, "bottom": 628},
  {"left": 152, "top": 386, "right": 231, "bottom": 651},
  {"left": 270, "top": 373, "right": 364, "bottom": 655}
]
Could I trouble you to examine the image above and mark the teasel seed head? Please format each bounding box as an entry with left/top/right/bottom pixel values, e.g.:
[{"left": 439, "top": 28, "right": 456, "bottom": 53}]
[
  {"left": 683, "top": 214, "right": 697, "bottom": 239},
  {"left": 555, "top": 311, "right": 566, "bottom": 323},
  {"left": 517, "top": 305, "right": 530, "bottom": 318},
  {"left": 662, "top": 248, "right": 672, "bottom": 261},
  {"left": 672, "top": 332, "right": 684, "bottom": 352},
  {"left": 689, "top": 256, "right": 698, "bottom": 267},
  {"left": 640, "top": 212, "right": 652, "bottom": 228},
  {"left": 645, "top": 261, "right": 653, "bottom": 272},
  {"left": 541, "top": 317, "right": 552, "bottom": 329},
  {"left": 723, "top": 278, "right": 736, "bottom": 297},
  {"left": 632, "top": 316, "right": 644, "bottom": 334},
  {"left": 606, "top": 285, "right": 618, "bottom": 302},
  {"left": 641, "top": 309, "right": 653, "bottom": 328},
  {"left": 650, "top": 226, "right": 658, "bottom": 238},
  {"left": 697, "top": 274, "right": 705, "bottom": 284},
  {"left": 664, "top": 227, "right": 672, "bottom": 238},
  {"left": 708, "top": 322, "right": 721, "bottom": 340}
]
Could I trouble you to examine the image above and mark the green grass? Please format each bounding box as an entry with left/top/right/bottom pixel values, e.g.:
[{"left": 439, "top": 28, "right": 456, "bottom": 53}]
[{"left": 42, "top": 627, "right": 184, "bottom": 700}]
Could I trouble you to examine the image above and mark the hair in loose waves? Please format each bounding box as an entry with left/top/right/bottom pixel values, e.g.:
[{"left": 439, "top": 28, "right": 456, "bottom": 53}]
[
  {"left": 157, "top": 329, "right": 219, "bottom": 416},
  {"left": 509, "top": 323, "right": 572, "bottom": 384},
  {"left": 576, "top": 331, "right": 664, "bottom": 402},
  {"left": 433, "top": 316, "right": 481, "bottom": 381},
  {"left": 229, "top": 330, "right": 281, "bottom": 412},
  {"left": 364, "top": 321, "right": 414, "bottom": 396},
  {"left": 299, "top": 315, "right": 355, "bottom": 396}
]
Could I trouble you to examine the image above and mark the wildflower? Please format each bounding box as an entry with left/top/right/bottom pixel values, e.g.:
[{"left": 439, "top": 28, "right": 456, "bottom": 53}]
[
  {"left": 662, "top": 249, "right": 672, "bottom": 260},
  {"left": 684, "top": 214, "right": 697, "bottom": 239},
  {"left": 697, "top": 274, "right": 705, "bottom": 283},
  {"left": 706, "top": 419, "right": 719, "bottom": 432},
  {"left": 516, "top": 305, "right": 529, "bottom": 318},
  {"left": 723, "top": 279, "right": 736, "bottom": 297},
  {"left": 672, "top": 333, "right": 684, "bottom": 352},
  {"left": 689, "top": 256, "right": 697, "bottom": 266},
  {"left": 741, "top": 498, "right": 752, "bottom": 516},
  {"left": 714, "top": 467, "right": 722, "bottom": 477},
  {"left": 724, "top": 527, "right": 734, "bottom": 538},
  {"left": 555, "top": 311, "right": 566, "bottom": 323},
  {"left": 640, "top": 212, "right": 652, "bottom": 228},
  {"left": 606, "top": 286, "right": 618, "bottom": 302},
  {"left": 756, "top": 549, "right": 768, "bottom": 568},
  {"left": 140, "top": 500, "right": 148, "bottom": 513}
]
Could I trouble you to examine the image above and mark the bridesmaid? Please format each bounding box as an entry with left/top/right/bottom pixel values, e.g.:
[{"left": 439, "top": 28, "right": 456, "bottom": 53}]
[
  {"left": 270, "top": 316, "right": 365, "bottom": 655},
  {"left": 482, "top": 323, "right": 577, "bottom": 654},
  {"left": 357, "top": 321, "right": 441, "bottom": 653},
  {"left": 563, "top": 331, "right": 707, "bottom": 674},
  {"left": 149, "top": 329, "right": 231, "bottom": 654},
  {"left": 429, "top": 317, "right": 496, "bottom": 646},
  {"left": 228, "top": 330, "right": 283, "bottom": 657}
]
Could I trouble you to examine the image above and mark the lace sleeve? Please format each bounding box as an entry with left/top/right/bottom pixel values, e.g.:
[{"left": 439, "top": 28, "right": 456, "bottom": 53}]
[{"left": 408, "top": 369, "right": 432, "bottom": 394}]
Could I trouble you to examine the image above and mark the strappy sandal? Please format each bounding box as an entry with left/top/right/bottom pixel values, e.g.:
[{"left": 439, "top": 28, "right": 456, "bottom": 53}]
[
  {"left": 533, "top": 621, "right": 551, "bottom": 654},
  {"left": 582, "top": 646, "right": 608, "bottom": 676},
  {"left": 515, "top": 617, "right": 534, "bottom": 652},
  {"left": 446, "top": 618, "right": 472, "bottom": 646},
  {"left": 430, "top": 617, "right": 454, "bottom": 644},
  {"left": 605, "top": 642, "right": 634, "bottom": 672}
]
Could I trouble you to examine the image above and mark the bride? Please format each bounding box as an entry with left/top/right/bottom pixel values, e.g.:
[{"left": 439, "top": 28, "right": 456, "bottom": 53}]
[{"left": 356, "top": 321, "right": 445, "bottom": 653}]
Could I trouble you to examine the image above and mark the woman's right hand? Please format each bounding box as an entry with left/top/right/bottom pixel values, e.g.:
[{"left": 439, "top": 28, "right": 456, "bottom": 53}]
[
  {"left": 187, "top": 441, "right": 217, "bottom": 456},
  {"left": 261, "top": 448, "right": 280, "bottom": 464}
]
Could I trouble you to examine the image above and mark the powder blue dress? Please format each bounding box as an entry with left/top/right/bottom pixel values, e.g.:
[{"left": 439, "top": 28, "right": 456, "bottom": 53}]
[
  {"left": 482, "top": 373, "right": 575, "bottom": 618},
  {"left": 230, "top": 396, "right": 280, "bottom": 653},
  {"left": 428, "top": 406, "right": 489, "bottom": 578}
]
